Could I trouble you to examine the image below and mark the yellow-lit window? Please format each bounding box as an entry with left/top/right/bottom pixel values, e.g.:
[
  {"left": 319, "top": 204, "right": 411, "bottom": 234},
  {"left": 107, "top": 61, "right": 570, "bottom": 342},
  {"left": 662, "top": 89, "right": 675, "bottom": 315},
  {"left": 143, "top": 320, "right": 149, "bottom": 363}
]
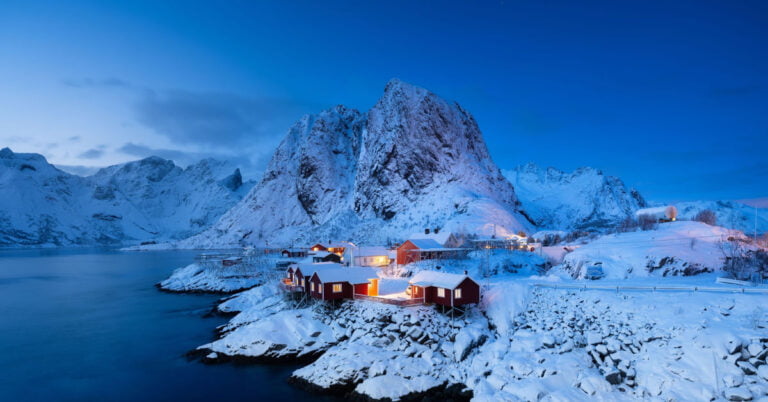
[
  {"left": 454, "top": 289, "right": 462, "bottom": 299},
  {"left": 333, "top": 284, "right": 342, "bottom": 293},
  {"left": 310, "top": 282, "right": 315, "bottom": 292},
  {"left": 437, "top": 288, "right": 445, "bottom": 298}
]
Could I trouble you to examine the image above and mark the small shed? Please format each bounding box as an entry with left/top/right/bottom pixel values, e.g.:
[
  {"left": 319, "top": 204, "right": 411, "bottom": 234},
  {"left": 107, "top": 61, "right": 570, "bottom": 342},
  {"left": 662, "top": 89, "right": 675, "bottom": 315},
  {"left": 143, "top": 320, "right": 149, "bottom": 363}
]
[
  {"left": 408, "top": 271, "right": 480, "bottom": 307},
  {"left": 312, "top": 251, "right": 342, "bottom": 263},
  {"left": 281, "top": 248, "right": 307, "bottom": 258},
  {"left": 309, "top": 267, "right": 380, "bottom": 301}
]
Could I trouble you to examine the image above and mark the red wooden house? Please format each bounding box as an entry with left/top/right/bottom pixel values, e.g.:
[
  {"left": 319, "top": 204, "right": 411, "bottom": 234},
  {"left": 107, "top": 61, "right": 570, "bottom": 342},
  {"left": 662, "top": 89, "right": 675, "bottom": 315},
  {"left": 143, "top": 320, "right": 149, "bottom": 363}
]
[
  {"left": 408, "top": 271, "right": 480, "bottom": 307},
  {"left": 308, "top": 267, "right": 380, "bottom": 301},
  {"left": 288, "top": 262, "right": 342, "bottom": 292},
  {"left": 310, "top": 243, "right": 347, "bottom": 256},
  {"left": 396, "top": 239, "right": 469, "bottom": 265}
]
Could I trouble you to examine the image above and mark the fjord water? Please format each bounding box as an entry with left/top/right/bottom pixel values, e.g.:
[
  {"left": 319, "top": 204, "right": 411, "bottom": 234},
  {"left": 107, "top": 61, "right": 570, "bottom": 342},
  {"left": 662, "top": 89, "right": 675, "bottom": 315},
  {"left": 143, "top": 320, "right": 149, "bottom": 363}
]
[{"left": 0, "top": 249, "right": 325, "bottom": 401}]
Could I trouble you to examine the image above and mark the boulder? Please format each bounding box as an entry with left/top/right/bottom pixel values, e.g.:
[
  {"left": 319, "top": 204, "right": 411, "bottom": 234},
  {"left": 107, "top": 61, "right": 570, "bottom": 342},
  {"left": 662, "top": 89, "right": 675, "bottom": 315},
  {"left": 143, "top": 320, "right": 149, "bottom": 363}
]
[
  {"left": 723, "top": 386, "right": 753, "bottom": 401},
  {"left": 724, "top": 374, "right": 744, "bottom": 388},
  {"left": 737, "top": 361, "right": 758, "bottom": 375},
  {"left": 758, "top": 365, "right": 768, "bottom": 381},
  {"left": 605, "top": 370, "right": 623, "bottom": 385}
]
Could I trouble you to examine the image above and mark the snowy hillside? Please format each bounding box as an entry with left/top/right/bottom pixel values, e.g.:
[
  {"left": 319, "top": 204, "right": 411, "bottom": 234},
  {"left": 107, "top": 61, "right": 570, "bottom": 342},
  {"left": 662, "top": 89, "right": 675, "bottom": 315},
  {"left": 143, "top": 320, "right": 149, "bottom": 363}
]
[
  {"left": 0, "top": 148, "right": 253, "bottom": 247},
  {"left": 180, "top": 79, "right": 532, "bottom": 248},
  {"left": 674, "top": 200, "right": 768, "bottom": 235},
  {"left": 503, "top": 163, "right": 646, "bottom": 231},
  {"left": 557, "top": 221, "right": 746, "bottom": 279}
]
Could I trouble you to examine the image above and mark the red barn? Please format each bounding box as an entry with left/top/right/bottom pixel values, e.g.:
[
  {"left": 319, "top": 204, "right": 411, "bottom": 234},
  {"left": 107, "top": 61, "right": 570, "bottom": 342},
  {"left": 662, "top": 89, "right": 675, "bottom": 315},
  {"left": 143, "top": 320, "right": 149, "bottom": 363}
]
[
  {"left": 408, "top": 271, "right": 480, "bottom": 307},
  {"left": 309, "top": 267, "right": 379, "bottom": 301}
]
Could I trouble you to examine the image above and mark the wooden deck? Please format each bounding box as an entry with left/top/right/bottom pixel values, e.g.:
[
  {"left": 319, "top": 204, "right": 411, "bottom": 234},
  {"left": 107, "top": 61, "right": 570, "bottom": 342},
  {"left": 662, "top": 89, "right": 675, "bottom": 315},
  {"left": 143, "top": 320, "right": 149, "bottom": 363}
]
[{"left": 353, "top": 294, "right": 425, "bottom": 306}]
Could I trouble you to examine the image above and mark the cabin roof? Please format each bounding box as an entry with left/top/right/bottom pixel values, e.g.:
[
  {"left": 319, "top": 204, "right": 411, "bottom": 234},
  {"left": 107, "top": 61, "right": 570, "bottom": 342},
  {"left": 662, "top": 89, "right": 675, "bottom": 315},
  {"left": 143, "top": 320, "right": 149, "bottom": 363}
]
[
  {"left": 409, "top": 271, "right": 473, "bottom": 289},
  {"left": 296, "top": 262, "right": 342, "bottom": 276},
  {"left": 404, "top": 238, "right": 443, "bottom": 250},
  {"left": 311, "top": 251, "right": 334, "bottom": 258},
  {"left": 408, "top": 231, "right": 453, "bottom": 245},
  {"left": 314, "top": 267, "right": 379, "bottom": 284},
  {"left": 353, "top": 246, "right": 390, "bottom": 257}
]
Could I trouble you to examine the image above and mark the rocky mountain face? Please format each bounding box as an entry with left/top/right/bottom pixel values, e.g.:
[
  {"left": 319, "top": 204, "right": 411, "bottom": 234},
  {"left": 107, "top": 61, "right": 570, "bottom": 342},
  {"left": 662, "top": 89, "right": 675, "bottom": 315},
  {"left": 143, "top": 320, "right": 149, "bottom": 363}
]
[
  {"left": 0, "top": 148, "right": 252, "bottom": 247},
  {"left": 503, "top": 163, "right": 647, "bottom": 230},
  {"left": 182, "top": 79, "right": 531, "bottom": 248}
]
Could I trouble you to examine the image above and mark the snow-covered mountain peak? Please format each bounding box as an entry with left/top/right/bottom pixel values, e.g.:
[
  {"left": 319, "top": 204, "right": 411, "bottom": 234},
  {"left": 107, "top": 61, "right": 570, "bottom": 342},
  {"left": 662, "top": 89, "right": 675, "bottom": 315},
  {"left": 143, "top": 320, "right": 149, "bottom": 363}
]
[
  {"left": 504, "top": 163, "right": 646, "bottom": 230},
  {"left": 181, "top": 80, "right": 531, "bottom": 247}
]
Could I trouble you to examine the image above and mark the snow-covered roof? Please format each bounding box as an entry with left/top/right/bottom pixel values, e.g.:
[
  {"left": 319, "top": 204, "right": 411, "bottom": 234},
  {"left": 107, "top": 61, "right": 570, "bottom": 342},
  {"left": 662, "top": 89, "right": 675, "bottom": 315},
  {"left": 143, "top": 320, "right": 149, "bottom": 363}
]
[
  {"left": 409, "top": 271, "right": 473, "bottom": 289},
  {"left": 404, "top": 238, "right": 443, "bottom": 250},
  {"left": 282, "top": 248, "right": 305, "bottom": 252},
  {"left": 296, "top": 262, "right": 342, "bottom": 276},
  {"left": 311, "top": 251, "right": 334, "bottom": 258},
  {"left": 408, "top": 231, "right": 453, "bottom": 246},
  {"left": 314, "top": 267, "right": 379, "bottom": 284},
  {"left": 353, "top": 246, "right": 390, "bottom": 257}
]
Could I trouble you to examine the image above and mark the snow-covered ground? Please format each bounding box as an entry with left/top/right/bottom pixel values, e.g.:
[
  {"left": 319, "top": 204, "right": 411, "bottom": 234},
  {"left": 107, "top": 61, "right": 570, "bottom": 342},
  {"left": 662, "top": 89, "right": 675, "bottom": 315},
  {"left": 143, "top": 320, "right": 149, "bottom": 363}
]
[
  {"left": 558, "top": 221, "right": 747, "bottom": 279},
  {"left": 157, "top": 228, "right": 767, "bottom": 401}
]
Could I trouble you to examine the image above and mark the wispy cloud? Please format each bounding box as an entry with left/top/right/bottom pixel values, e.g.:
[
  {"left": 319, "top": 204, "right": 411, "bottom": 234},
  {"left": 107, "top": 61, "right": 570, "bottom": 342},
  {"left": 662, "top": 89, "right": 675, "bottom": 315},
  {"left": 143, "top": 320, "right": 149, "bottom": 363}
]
[
  {"left": 132, "top": 89, "right": 308, "bottom": 149},
  {"left": 78, "top": 145, "right": 107, "bottom": 159}
]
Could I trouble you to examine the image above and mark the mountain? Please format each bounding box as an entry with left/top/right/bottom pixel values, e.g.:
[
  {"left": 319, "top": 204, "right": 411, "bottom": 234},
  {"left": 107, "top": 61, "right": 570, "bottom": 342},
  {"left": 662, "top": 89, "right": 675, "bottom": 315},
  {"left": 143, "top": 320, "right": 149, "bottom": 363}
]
[
  {"left": 503, "top": 163, "right": 647, "bottom": 230},
  {"left": 0, "top": 148, "right": 253, "bottom": 247},
  {"left": 180, "top": 79, "right": 532, "bottom": 248}
]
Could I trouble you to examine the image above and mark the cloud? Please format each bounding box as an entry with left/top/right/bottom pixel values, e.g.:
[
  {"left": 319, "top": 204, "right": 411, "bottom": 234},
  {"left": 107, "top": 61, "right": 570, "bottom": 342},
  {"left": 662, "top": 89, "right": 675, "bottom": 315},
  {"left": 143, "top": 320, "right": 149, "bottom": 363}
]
[
  {"left": 78, "top": 146, "right": 106, "bottom": 159},
  {"left": 132, "top": 89, "right": 309, "bottom": 150}
]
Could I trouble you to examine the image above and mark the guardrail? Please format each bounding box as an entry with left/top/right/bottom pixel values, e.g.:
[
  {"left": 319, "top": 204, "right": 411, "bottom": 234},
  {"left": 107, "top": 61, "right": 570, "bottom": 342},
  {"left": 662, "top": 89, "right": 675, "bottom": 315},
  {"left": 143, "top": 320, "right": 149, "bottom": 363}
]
[
  {"left": 353, "top": 294, "right": 425, "bottom": 306},
  {"left": 533, "top": 283, "right": 768, "bottom": 294}
]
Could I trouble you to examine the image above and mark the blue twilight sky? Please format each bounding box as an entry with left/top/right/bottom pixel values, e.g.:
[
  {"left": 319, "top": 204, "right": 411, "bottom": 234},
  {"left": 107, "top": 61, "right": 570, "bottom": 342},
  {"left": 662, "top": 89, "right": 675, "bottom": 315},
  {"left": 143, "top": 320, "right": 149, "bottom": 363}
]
[{"left": 0, "top": 0, "right": 766, "bottom": 202}]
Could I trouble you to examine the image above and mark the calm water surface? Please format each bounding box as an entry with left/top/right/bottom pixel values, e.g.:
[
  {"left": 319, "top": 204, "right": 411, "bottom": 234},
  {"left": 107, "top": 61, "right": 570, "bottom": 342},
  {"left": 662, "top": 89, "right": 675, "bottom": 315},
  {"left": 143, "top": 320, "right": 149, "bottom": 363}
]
[{"left": 0, "top": 248, "right": 331, "bottom": 401}]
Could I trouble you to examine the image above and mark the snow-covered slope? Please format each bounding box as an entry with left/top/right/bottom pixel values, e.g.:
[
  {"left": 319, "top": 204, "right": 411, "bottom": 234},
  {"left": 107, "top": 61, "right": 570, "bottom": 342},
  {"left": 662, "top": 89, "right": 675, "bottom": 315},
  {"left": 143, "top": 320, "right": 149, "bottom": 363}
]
[
  {"left": 557, "top": 221, "right": 745, "bottom": 279},
  {"left": 674, "top": 200, "right": 768, "bottom": 235},
  {"left": 0, "top": 148, "right": 253, "bottom": 247},
  {"left": 504, "top": 163, "right": 646, "bottom": 231},
  {"left": 181, "top": 79, "right": 532, "bottom": 248}
]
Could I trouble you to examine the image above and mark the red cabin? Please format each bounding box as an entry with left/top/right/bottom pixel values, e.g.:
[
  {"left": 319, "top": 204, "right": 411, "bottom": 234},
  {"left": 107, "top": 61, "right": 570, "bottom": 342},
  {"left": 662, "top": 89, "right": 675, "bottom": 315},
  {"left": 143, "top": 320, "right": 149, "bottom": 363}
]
[
  {"left": 396, "top": 239, "right": 469, "bottom": 265},
  {"left": 292, "top": 262, "right": 342, "bottom": 293},
  {"left": 308, "top": 267, "right": 379, "bottom": 301},
  {"left": 408, "top": 271, "right": 480, "bottom": 307}
]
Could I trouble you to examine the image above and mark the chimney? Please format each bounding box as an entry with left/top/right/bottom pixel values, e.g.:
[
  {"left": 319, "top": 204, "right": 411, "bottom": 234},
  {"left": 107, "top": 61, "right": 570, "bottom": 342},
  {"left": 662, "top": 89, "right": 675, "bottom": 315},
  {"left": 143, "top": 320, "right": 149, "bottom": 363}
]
[
  {"left": 425, "top": 228, "right": 430, "bottom": 234},
  {"left": 463, "top": 270, "right": 468, "bottom": 275},
  {"left": 434, "top": 227, "right": 440, "bottom": 234}
]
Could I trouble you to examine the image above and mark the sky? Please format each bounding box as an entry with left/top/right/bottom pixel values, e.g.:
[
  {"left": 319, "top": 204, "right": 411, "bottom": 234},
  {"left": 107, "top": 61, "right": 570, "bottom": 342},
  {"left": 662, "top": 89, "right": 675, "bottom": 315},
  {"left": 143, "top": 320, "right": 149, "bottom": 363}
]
[{"left": 0, "top": 0, "right": 766, "bottom": 202}]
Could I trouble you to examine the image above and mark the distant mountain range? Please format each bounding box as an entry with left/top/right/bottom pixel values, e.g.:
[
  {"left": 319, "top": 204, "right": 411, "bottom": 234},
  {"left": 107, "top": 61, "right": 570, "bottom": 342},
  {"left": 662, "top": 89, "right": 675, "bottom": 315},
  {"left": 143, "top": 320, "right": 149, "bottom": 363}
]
[
  {"left": 1, "top": 80, "right": 765, "bottom": 248},
  {"left": 0, "top": 148, "right": 253, "bottom": 247}
]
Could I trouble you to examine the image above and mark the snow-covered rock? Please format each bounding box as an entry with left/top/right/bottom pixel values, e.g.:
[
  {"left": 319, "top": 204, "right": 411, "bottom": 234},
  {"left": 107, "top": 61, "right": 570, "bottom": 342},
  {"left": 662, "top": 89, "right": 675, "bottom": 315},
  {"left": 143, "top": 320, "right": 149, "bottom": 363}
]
[
  {"left": 179, "top": 79, "right": 532, "bottom": 248},
  {"left": 0, "top": 148, "right": 253, "bottom": 247},
  {"left": 504, "top": 163, "right": 646, "bottom": 231}
]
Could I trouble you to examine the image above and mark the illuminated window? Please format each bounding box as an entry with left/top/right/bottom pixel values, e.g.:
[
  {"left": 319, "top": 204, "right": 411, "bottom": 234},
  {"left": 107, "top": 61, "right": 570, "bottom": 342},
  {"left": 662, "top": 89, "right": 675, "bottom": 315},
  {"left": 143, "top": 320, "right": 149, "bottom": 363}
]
[
  {"left": 437, "top": 288, "right": 445, "bottom": 298},
  {"left": 454, "top": 289, "right": 462, "bottom": 299},
  {"left": 333, "top": 284, "right": 342, "bottom": 293},
  {"left": 310, "top": 282, "right": 315, "bottom": 292}
]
